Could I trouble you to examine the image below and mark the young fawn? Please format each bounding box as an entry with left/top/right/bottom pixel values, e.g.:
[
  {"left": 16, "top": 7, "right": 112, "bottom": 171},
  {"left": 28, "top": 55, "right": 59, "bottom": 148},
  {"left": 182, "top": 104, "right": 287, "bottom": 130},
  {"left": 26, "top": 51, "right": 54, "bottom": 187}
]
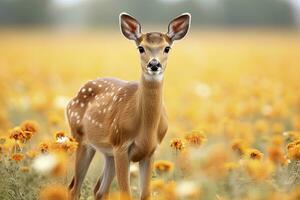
[{"left": 67, "top": 12, "right": 191, "bottom": 200}]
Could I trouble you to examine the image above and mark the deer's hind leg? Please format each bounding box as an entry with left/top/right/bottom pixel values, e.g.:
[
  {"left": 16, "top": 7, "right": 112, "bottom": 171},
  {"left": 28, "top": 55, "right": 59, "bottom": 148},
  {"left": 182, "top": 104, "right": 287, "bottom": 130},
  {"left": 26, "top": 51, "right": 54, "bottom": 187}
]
[
  {"left": 69, "top": 143, "right": 96, "bottom": 200},
  {"left": 94, "top": 155, "right": 116, "bottom": 200}
]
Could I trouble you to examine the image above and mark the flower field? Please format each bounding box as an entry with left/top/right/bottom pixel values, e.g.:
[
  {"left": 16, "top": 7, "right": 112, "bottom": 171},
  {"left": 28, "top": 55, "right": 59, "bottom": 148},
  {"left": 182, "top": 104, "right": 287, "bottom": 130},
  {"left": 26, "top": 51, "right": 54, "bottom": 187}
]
[{"left": 0, "top": 29, "right": 300, "bottom": 200}]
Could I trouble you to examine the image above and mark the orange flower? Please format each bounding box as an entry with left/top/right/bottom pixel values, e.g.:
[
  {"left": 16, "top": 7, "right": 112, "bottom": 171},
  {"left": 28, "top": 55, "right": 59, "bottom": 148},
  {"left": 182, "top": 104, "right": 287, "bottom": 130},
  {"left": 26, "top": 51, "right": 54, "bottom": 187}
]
[
  {"left": 246, "top": 148, "right": 264, "bottom": 160},
  {"left": 170, "top": 138, "right": 185, "bottom": 151},
  {"left": 268, "top": 146, "right": 286, "bottom": 165},
  {"left": 39, "top": 142, "right": 49, "bottom": 153},
  {"left": 9, "top": 127, "right": 26, "bottom": 142},
  {"left": 287, "top": 140, "right": 300, "bottom": 160},
  {"left": 154, "top": 160, "right": 174, "bottom": 174},
  {"left": 185, "top": 131, "right": 206, "bottom": 147},
  {"left": 54, "top": 131, "right": 65, "bottom": 139},
  {"left": 11, "top": 153, "right": 24, "bottom": 162},
  {"left": 20, "top": 120, "right": 38, "bottom": 134},
  {"left": 39, "top": 185, "right": 68, "bottom": 200}
]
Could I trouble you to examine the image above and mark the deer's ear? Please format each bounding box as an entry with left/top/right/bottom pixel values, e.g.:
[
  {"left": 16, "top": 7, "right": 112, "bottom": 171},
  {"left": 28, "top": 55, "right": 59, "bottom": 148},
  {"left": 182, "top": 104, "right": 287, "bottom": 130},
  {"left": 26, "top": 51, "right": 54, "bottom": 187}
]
[
  {"left": 167, "top": 13, "right": 191, "bottom": 41},
  {"left": 119, "top": 13, "right": 142, "bottom": 41}
]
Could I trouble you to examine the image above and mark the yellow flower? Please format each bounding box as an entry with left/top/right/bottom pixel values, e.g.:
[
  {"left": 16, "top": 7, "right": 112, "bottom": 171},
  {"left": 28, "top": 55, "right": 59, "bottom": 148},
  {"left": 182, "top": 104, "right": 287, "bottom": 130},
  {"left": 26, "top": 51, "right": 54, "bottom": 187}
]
[
  {"left": 287, "top": 140, "right": 300, "bottom": 160},
  {"left": 243, "top": 159, "right": 274, "bottom": 181},
  {"left": 245, "top": 148, "right": 264, "bottom": 160},
  {"left": 39, "top": 185, "right": 68, "bottom": 200},
  {"left": 170, "top": 138, "right": 185, "bottom": 151},
  {"left": 11, "top": 153, "right": 24, "bottom": 162},
  {"left": 231, "top": 139, "right": 248, "bottom": 155},
  {"left": 154, "top": 160, "right": 174, "bottom": 174},
  {"left": 151, "top": 179, "right": 165, "bottom": 191},
  {"left": 185, "top": 130, "right": 206, "bottom": 147}
]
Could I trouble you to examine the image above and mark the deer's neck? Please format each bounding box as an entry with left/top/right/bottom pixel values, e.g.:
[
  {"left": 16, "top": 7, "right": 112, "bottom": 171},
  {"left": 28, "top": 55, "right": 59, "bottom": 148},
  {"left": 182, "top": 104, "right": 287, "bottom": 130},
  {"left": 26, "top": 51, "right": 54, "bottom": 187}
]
[{"left": 136, "top": 75, "right": 163, "bottom": 132}]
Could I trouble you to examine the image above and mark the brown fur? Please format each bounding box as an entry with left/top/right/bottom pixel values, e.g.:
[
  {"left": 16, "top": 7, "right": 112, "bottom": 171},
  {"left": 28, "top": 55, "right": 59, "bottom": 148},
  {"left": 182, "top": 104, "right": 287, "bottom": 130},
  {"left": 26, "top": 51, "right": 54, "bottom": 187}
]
[{"left": 67, "top": 12, "right": 190, "bottom": 200}]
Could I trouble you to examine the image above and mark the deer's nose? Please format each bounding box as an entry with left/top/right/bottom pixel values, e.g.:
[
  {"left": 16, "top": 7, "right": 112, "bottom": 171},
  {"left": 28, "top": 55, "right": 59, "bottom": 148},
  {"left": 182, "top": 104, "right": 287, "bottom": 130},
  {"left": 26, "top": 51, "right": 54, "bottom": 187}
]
[{"left": 147, "top": 59, "right": 161, "bottom": 72}]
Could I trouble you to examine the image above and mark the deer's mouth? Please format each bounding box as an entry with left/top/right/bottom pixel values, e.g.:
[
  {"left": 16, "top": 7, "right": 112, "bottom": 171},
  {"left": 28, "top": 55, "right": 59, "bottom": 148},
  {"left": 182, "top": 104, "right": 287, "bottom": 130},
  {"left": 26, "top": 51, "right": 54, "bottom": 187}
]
[{"left": 147, "top": 68, "right": 163, "bottom": 75}]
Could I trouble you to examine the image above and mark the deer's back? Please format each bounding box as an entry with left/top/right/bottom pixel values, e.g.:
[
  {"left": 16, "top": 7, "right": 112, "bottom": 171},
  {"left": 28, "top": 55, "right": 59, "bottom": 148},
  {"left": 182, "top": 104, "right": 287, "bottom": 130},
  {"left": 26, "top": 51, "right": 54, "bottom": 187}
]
[{"left": 66, "top": 77, "right": 138, "bottom": 144}]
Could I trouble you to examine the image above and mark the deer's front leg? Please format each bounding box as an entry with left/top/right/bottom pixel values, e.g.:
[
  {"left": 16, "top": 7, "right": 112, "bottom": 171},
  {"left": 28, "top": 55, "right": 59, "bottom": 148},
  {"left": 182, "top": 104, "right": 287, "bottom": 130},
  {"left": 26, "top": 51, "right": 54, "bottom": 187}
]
[
  {"left": 114, "top": 147, "right": 131, "bottom": 199},
  {"left": 139, "top": 155, "right": 154, "bottom": 200}
]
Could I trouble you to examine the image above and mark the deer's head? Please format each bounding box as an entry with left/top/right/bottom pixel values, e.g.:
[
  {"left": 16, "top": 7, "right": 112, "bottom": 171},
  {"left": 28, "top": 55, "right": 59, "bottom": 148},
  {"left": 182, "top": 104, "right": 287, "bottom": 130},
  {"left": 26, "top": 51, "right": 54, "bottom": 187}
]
[{"left": 120, "top": 13, "right": 191, "bottom": 81}]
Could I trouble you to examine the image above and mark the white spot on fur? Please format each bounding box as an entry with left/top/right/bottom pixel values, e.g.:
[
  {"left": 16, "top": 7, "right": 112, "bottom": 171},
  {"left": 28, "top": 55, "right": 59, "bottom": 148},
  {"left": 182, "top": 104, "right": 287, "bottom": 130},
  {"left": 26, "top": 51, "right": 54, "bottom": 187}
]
[
  {"left": 80, "top": 103, "right": 85, "bottom": 107},
  {"left": 81, "top": 88, "right": 86, "bottom": 93},
  {"left": 98, "top": 84, "right": 102, "bottom": 88},
  {"left": 88, "top": 88, "right": 92, "bottom": 92}
]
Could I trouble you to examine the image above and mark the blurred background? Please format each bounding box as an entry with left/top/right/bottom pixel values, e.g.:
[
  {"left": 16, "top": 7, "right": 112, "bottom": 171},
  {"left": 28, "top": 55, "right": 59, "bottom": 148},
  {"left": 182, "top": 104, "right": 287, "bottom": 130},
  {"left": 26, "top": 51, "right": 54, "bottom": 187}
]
[
  {"left": 1, "top": 1, "right": 300, "bottom": 200},
  {"left": 0, "top": 0, "right": 300, "bottom": 28}
]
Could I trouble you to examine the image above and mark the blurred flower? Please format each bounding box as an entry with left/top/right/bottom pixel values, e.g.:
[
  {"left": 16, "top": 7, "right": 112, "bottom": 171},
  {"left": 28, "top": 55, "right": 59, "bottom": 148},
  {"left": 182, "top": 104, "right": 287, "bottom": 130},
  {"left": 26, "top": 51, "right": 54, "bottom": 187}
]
[
  {"left": 245, "top": 148, "right": 264, "bottom": 160},
  {"left": 20, "top": 120, "right": 38, "bottom": 134},
  {"left": 151, "top": 179, "right": 165, "bottom": 191},
  {"left": 243, "top": 159, "right": 274, "bottom": 181},
  {"left": 287, "top": 140, "right": 300, "bottom": 160},
  {"left": 39, "top": 142, "right": 49, "bottom": 153},
  {"left": 32, "top": 153, "right": 58, "bottom": 174},
  {"left": 170, "top": 138, "right": 185, "bottom": 151},
  {"left": 54, "top": 131, "right": 65, "bottom": 140},
  {"left": 11, "top": 153, "right": 24, "bottom": 162},
  {"left": 268, "top": 146, "right": 286, "bottom": 165},
  {"left": 9, "top": 127, "right": 26, "bottom": 142},
  {"left": 176, "top": 181, "right": 200, "bottom": 199},
  {"left": 185, "top": 131, "right": 206, "bottom": 147},
  {"left": 39, "top": 185, "right": 68, "bottom": 200},
  {"left": 154, "top": 160, "right": 174, "bottom": 174},
  {"left": 231, "top": 139, "right": 248, "bottom": 155}
]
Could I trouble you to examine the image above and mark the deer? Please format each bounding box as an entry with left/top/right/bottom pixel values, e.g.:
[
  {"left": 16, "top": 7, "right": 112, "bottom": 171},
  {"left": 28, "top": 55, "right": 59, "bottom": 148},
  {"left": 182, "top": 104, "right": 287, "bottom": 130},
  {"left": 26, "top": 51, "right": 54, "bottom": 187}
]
[{"left": 66, "top": 12, "right": 191, "bottom": 200}]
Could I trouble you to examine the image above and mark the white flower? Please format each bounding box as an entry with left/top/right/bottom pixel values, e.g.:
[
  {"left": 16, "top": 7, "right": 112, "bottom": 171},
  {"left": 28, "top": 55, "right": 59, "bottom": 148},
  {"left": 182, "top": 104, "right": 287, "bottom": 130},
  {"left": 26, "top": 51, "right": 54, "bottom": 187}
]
[
  {"left": 32, "top": 154, "right": 58, "bottom": 174},
  {"left": 56, "top": 136, "right": 70, "bottom": 144},
  {"left": 176, "top": 181, "right": 199, "bottom": 198}
]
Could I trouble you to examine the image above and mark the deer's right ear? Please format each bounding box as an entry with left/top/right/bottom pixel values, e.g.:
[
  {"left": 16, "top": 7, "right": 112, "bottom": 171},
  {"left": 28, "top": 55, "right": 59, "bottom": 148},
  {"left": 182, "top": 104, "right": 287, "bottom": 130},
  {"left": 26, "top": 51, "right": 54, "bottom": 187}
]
[{"left": 119, "top": 13, "right": 142, "bottom": 41}]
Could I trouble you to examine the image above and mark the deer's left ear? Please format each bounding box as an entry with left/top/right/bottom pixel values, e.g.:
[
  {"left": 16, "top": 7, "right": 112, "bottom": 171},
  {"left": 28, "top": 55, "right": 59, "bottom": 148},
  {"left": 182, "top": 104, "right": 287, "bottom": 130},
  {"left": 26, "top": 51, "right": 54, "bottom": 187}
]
[
  {"left": 167, "top": 13, "right": 191, "bottom": 41},
  {"left": 119, "top": 12, "right": 142, "bottom": 41}
]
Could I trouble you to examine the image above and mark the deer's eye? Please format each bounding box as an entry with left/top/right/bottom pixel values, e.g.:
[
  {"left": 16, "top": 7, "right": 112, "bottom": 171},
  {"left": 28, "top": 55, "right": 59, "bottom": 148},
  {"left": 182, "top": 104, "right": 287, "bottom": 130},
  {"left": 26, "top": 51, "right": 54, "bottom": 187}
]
[
  {"left": 138, "top": 46, "right": 145, "bottom": 54},
  {"left": 164, "top": 46, "right": 171, "bottom": 53}
]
